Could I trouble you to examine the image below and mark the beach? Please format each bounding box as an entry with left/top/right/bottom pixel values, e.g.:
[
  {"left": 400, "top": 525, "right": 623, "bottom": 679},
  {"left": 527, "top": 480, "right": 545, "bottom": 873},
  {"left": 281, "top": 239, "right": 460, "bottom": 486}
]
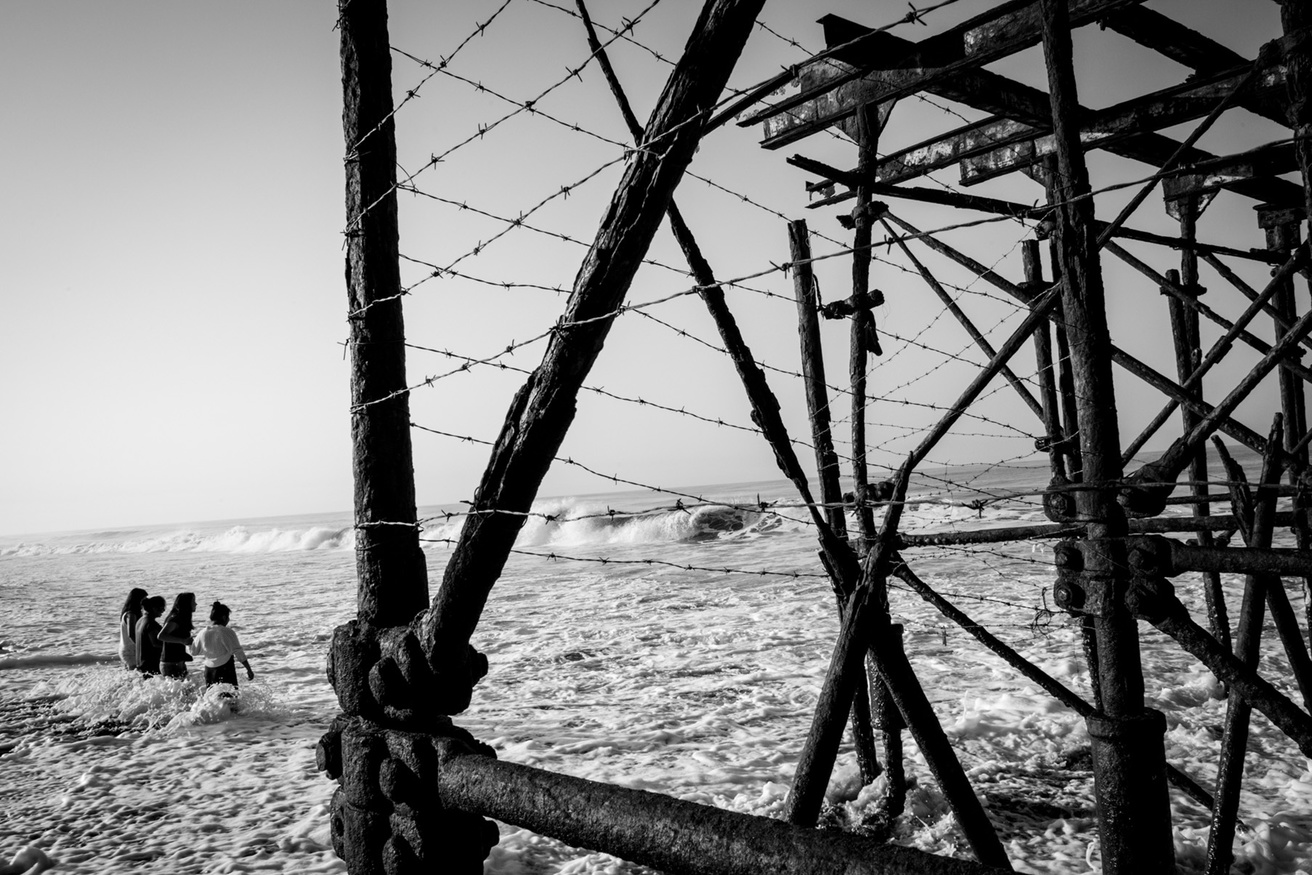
[{"left": 2, "top": 471, "right": 1310, "bottom": 874}]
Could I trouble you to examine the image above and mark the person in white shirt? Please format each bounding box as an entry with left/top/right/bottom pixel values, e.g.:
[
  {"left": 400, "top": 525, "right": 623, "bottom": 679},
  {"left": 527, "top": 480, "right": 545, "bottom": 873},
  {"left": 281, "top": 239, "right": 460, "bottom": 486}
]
[{"left": 192, "top": 601, "right": 255, "bottom": 688}]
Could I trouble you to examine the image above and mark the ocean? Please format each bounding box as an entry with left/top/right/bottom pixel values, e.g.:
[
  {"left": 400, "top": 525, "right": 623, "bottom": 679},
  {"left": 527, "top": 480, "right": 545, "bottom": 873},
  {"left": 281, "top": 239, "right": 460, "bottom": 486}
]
[{"left": 2, "top": 464, "right": 1310, "bottom": 874}]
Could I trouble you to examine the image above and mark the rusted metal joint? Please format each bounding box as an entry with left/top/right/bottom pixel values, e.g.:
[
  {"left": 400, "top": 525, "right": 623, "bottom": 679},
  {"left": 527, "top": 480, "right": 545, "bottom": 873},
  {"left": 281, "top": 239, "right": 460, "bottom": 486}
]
[
  {"left": 1118, "top": 462, "right": 1175, "bottom": 518},
  {"left": 324, "top": 718, "right": 500, "bottom": 875},
  {"left": 835, "top": 199, "right": 889, "bottom": 230},
  {"left": 370, "top": 620, "right": 489, "bottom": 721},
  {"left": 819, "top": 289, "right": 885, "bottom": 319},
  {"left": 1042, "top": 474, "right": 1078, "bottom": 523}
]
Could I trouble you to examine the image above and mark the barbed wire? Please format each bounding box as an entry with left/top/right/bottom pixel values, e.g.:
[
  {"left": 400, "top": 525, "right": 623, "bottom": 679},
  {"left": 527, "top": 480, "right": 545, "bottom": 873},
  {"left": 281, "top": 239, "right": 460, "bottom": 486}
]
[
  {"left": 346, "top": 0, "right": 665, "bottom": 236},
  {"left": 351, "top": 0, "right": 517, "bottom": 155}
]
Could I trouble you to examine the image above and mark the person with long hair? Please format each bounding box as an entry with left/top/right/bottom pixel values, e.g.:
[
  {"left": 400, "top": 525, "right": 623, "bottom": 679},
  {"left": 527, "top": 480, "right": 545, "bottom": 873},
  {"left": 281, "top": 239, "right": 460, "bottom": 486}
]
[
  {"left": 157, "top": 592, "right": 197, "bottom": 679},
  {"left": 193, "top": 601, "right": 254, "bottom": 689},
  {"left": 134, "top": 596, "right": 167, "bottom": 676},
  {"left": 118, "top": 588, "right": 148, "bottom": 670}
]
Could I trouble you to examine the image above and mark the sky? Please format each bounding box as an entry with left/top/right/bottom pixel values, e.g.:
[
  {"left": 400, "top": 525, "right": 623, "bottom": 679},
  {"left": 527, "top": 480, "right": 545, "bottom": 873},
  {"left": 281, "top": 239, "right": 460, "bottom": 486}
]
[{"left": 1, "top": 0, "right": 1294, "bottom": 536}]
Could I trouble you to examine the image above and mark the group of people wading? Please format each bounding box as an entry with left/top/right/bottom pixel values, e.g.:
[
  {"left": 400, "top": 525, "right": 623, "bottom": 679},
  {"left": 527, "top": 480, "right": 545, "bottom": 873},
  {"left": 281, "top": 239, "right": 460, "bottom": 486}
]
[{"left": 117, "top": 589, "right": 255, "bottom": 687}]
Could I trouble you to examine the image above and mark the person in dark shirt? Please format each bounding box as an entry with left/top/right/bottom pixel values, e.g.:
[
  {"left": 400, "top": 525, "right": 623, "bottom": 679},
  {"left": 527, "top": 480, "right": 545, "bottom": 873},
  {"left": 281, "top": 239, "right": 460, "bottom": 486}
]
[
  {"left": 158, "top": 592, "right": 197, "bottom": 679},
  {"left": 134, "top": 596, "right": 167, "bottom": 676}
]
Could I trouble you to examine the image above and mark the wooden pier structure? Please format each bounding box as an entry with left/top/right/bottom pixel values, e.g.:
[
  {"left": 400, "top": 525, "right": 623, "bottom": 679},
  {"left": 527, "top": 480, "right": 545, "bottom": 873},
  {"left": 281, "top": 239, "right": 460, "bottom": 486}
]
[{"left": 320, "top": 1, "right": 1312, "bottom": 872}]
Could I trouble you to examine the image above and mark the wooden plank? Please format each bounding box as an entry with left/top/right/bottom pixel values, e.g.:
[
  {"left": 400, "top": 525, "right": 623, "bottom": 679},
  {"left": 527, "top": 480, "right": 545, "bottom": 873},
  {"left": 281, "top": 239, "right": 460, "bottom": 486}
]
[
  {"left": 1102, "top": 5, "right": 1287, "bottom": 125},
  {"left": 784, "top": 24, "right": 1303, "bottom": 205},
  {"left": 959, "top": 66, "right": 1286, "bottom": 185},
  {"left": 739, "top": 0, "right": 1145, "bottom": 136}
]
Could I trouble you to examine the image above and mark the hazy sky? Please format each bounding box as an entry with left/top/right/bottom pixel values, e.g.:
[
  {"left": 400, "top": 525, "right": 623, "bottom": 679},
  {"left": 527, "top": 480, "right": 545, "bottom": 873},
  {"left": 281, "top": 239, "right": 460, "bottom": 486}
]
[{"left": 2, "top": 1, "right": 1291, "bottom": 536}]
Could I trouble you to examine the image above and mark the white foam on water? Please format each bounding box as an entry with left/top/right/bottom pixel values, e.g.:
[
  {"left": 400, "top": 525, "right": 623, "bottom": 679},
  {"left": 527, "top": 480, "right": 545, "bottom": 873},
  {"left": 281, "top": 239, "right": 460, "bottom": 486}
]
[{"left": 1, "top": 467, "right": 1309, "bottom": 873}]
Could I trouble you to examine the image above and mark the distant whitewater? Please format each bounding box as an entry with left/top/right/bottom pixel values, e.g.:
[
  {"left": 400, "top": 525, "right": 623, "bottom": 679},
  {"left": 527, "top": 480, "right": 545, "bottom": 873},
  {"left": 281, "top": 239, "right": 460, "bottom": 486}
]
[{"left": 2, "top": 465, "right": 1309, "bottom": 874}]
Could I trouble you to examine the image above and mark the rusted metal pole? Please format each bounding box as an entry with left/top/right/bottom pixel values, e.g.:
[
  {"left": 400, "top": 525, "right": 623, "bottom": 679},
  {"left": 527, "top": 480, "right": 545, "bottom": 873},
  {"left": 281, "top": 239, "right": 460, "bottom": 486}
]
[
  {"left": 423, "top": 0, "right": 768, "bottom": 667},
  {"left": 1038, "top": 3, "right": 1172, "bottom": 872},
  {"left": 431, "top": 737, "right": 1008, "bottom": 875}
]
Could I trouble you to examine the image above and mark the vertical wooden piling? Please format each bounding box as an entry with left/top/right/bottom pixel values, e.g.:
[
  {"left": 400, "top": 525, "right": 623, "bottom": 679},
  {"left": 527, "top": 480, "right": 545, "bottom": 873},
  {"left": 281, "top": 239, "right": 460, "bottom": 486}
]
[
  {"left": 1038, "top": 2, "right": 1173, "bottom": 871},
  {"left": 847, "top": 100, "right": 907, "bottom": 815},
  {"left": 1205, "top": 420, "right": 1283, "bottom": 875},
  {"left": 791, "top": 220, "right": 848, "bottom": 540},
  {"left": 340, "top": 0, "right": 429, "bottom": 631},
  {"left": 790, "top": 218, "right": 882, "bottom": 784},
  {"left": 1024, "top": 241, "right": 1067, "bottom": 484},
  {"left": 1165, "top": 195, "right": 1230, "bottom": 655}
]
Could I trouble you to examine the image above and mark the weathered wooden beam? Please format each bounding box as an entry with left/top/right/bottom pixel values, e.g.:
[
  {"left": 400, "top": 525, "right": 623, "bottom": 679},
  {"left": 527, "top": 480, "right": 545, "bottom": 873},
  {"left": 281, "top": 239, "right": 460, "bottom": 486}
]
[
  {"left": 875, "top": 626, "right": 1012, "bottom": 869},
  {"left": 1105, "top": 240, "right": 1312, "bottom": 384},
  {"left": 431, "top": 736, "right": 1008, "bottom": 875},
  {"left": 960, "top": 65, "right": 1282, "bottom": 186},
  {"left": 1206, "top": 422, "right": 1283, "bottom": 875},
  {"left": 787, "top": 218, "right": 883, "bottom": 785},
  {"left": 792, "top": 155, "right": 1284, "bottom": 264},
  {"left": 879, "top": 212, "right": 1286, "bottom": 461},
  {"left": 897, "top": 511, "right": 1299, "bottom": 549},
  {"left": 872, "top": 64, "right": 1279, "bottom": 189},
  {"left": 778, "top": 19, "right": 1304, "bottom": 206},
  {"left": 740, "top": 0, "right": 1145, "bottom": 141},
  {"left": 341, "top": 0, "right": 429, "bottom": 632},
  {"left": 1124, "top": 305, "right": 1312, "bottom": 514},
  {"left": 575, "top": 0, "right": 859, "bottom": 584},
  {"left": 1038, "top": 3, "right": 1171, "bottom": 871},
  {"left": 423, "top": 0, "right": 766, "bottom": 668},
  {"left": 790, "top": 221, "right": 847, "bottom": 540}
]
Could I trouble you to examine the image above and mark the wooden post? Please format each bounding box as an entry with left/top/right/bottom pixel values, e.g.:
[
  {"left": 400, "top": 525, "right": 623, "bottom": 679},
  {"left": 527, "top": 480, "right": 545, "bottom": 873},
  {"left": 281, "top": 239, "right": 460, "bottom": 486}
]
[
  {"left": 1279, "top": 0, "right": 1312, "bottom": 225},
  {"left": 1206, "top": 419, "right": 1283, "bottom": 875},
  {"left": 1165, "top": 191, "right": 1231, "bottom": 654},
  {"left": 1038, "top": 2, "right": 1173, "bottom": 872},
  {"left": 786, "top": 467, "right": 912, "bottom": 828},
  {"left": 421, "top": 0, "right": 768, "bottom": 668},
  {"left": 790, "top": 221, "right": 848, "bottom": 540},
  {"left": 848, "top": 101, "right": 907, "bottom": 816},
  {"left": 1024, "top": 241, "right": 1068, "bottom": 484},
  {"left": 850, "top": 101, "right": 886, "bottom": 552},
  {"left": 340, "top": 0, "right": 428, "bottom": 631},
  {"left": 790, "top": 218, "right": 883, "bottom": 785},
  {"left": 329, "top": 3, "right": 495, "bottom": 873}
]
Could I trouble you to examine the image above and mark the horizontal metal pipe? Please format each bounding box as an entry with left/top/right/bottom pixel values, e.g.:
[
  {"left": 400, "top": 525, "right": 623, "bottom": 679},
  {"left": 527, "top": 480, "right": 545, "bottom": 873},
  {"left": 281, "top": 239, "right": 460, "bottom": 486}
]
[
  {"left": 433, "top": 741, "right": 1006, "bottom": 875},
  {"left": 897, "top": 512, "right": 1294, "bottom": 548},
  {"left": 1170, "top": 541, "right": 1312, "bottom": 578}
]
